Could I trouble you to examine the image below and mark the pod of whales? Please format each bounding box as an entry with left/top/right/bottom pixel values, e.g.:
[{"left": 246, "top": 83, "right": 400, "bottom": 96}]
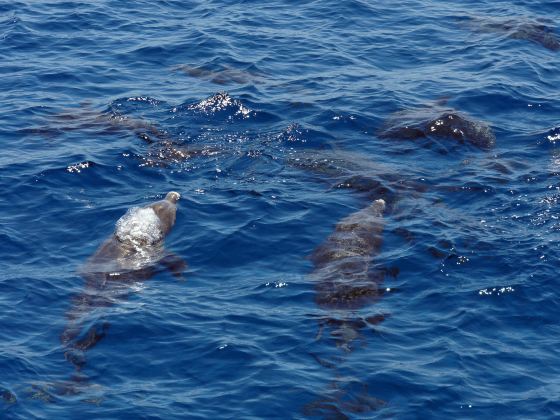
[
  {"left": 61, "top": 192, "right": 185, "bottom": 374},
  {"left": 41, "top": 89, "right": 506, "bottom": 410}
]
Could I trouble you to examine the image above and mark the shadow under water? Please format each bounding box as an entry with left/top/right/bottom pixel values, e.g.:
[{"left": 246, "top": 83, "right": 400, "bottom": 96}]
[
  {"left": 171, "top": 63, "right": 264, "bottom": 86},
  {"left": 461, "top": 15, "right": 560, "bottom": 52}
]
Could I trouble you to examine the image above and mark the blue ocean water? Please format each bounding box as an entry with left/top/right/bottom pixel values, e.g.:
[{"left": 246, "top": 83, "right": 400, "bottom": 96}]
[{"left": 1, "top": 0, "right": 560, "bottom": 418}]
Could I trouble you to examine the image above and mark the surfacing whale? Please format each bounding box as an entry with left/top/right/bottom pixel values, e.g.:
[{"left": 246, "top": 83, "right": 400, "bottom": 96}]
[
  {"left": 379, "top": 106, "right": 496, "bottom": 150},
  {"left": 61, "top": 192, "right": 185, "bottom": 376}
]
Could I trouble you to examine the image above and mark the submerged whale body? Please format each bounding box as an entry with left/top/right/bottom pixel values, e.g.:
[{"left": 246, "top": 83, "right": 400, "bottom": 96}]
[
  {"left": 172, "top": 64, "right": 262, "bottom": 85},
  {"left": 61, "top": 192, "right": 185, "bottom": 373},
  {"left": 305, "top": 199, "right": 388, "bottom": 417},
  {"left": 287, "top": 149, "right": 429, "bottom": 210},
  {"left": 379, "top": 108, "right": 496, "bottom": 150},
  {"left": 311, "top": 199, "right": 386, "bottom": 313},
  {"left": 465, "top": 16, "right": 560, "bottom": 52},
  {"left": 509, "top": 22, "right": 560, "bottom": 52},
  {"left": 42, "top": 103, "right": 218, "bottom": 169}
]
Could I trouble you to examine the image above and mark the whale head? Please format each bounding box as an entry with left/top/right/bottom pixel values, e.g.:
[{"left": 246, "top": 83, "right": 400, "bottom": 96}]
[
  {"left": 114, "top": 207, "right": 164, "bottom": 247},
  {"left": 166, "top": 191, "right": 181, "bottom": 203}
]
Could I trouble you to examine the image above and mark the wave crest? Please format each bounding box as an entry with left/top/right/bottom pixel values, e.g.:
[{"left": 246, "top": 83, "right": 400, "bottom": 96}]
[{"left": 187, "top": 92, "right": 252, "bottom": 118}]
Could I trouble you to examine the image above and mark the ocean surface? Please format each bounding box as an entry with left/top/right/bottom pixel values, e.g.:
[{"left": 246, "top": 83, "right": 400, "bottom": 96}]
[{"left": 1, "top": 0, "right": 559, "bottom": 418}]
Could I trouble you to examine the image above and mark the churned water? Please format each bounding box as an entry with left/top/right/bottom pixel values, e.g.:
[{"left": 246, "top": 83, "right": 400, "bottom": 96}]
[{"left": 1, "top": 0, "right": 559, "bottom": 418}]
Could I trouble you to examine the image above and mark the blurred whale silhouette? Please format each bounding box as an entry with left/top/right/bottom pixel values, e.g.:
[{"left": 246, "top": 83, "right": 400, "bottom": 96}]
[
  {"left": 61, "top": 192, "right": 185, "bottom": 375},
  {"left": 462, "top": 16, "right": 560, "bottom": 52},
  {"left": 34, "top": 103, "right": 219, "bottom": 168},
  {"left": 172, "top": 64, "right": 263, "bottom": 85}
]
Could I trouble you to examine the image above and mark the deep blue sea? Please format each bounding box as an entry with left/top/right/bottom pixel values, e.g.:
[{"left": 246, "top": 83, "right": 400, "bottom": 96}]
[{"left": 1, "top": 0, "right": 560, "bottom": 418}]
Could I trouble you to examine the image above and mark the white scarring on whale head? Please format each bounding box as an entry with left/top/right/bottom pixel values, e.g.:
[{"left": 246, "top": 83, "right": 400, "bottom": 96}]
[
  {"left": 115, "top": 206, "right": 163, "bottom": 247},
  {"left": 166, "top": 191, "right": 180, "bottom": 203}
]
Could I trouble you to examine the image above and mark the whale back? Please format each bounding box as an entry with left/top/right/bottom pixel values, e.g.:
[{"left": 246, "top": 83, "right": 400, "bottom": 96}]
[
  {"left": 379, "top": 108, "right": 496, "bottom": 150},
  {"left": 312, "top": 199, "right": 385, "bottom": 269},
  {"left": 311, "top": 199, "right": 386, "bottom": 311}
]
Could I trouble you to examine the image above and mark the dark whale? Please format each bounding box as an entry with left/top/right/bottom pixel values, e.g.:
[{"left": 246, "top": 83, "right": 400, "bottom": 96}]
[
  {"left": 311, "top": 198, "right": 387, "bottom": 348},
  {"left": 379, "top": 107, "right": 496, "bottom": 150},
  {"left": 61, "top": 192, "right": 185, "bottom": 375},
  {"left": 509, "top": 22, "right": 560, "bottom": 52},
  {"left": 304, "top": 199, "right": 388, "bottom": 417}
]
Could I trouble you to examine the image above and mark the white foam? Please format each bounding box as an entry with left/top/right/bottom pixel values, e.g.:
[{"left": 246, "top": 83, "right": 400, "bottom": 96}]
[
  {"left": 115, "top": 207, "right": 163, "bottom": 247},
  {"left": 188, "top": 92, "right": 252, "bottom": 118}
]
